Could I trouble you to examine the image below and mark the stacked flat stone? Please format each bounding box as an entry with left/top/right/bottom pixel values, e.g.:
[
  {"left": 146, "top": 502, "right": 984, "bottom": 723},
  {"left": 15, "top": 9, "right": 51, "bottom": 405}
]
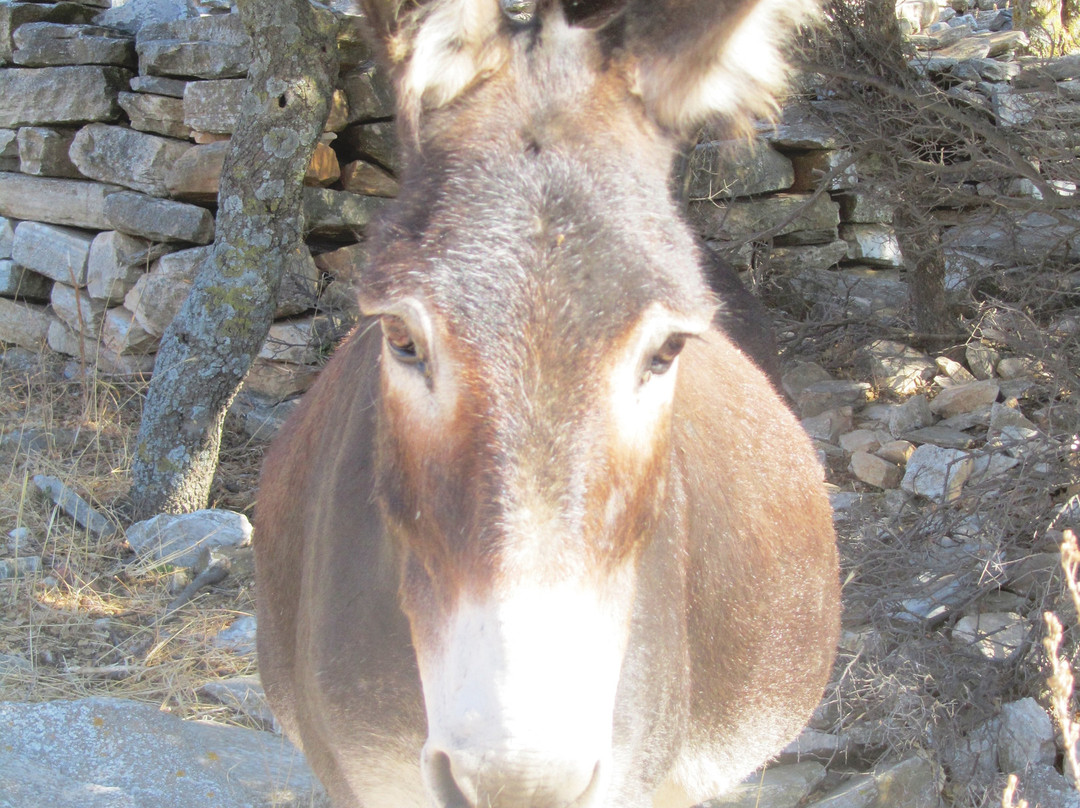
[{"left": 0, "top": 2, "right": 393, "bottom": 396}]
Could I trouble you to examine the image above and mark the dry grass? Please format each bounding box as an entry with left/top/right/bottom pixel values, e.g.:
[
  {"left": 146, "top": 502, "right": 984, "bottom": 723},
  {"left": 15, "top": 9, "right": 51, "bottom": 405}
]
[{"left": 0, "top": 349, "right": 264, "bottom": 727}]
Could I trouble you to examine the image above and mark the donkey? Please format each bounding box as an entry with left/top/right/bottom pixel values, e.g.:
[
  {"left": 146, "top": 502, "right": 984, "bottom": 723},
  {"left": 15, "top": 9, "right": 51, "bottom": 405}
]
[{"left": 255, "top": 1, "right": 839, "bottom": 807}]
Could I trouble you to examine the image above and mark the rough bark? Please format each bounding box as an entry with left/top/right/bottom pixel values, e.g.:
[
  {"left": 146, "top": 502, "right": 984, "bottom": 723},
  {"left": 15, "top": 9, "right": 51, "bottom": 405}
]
[
  {"left": 1016, "top": 0, "right": 1080, "bottom": 55},
  {"left": 129, "top": 0, "right": 338, "bottom": 519}
]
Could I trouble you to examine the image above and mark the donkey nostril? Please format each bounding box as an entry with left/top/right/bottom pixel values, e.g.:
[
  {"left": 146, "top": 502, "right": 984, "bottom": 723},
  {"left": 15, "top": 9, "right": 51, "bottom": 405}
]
[{"left": 424, "top": 749, "right": 474, "bottom": 808}]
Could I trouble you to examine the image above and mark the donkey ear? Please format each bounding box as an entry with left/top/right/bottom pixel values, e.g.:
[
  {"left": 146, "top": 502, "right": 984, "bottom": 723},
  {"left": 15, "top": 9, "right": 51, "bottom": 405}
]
[
  {"left": 356, "top": 0, "right": 508, "bottom": 122},
  {"left": 621, "top": 0, "right": 818, "bottom": 135}
]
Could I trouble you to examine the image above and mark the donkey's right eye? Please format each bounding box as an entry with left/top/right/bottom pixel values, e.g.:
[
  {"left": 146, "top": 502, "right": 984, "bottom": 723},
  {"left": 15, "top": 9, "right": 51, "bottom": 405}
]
[{"left": 382, "top": 316, "right": 424, "bottom": 366}]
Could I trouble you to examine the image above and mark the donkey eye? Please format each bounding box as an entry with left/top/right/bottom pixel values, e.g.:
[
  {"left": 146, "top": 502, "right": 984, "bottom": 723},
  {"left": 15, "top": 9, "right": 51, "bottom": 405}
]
[
  {"left": 382, "top": 315, "right": 424, "bottom": 366},
  {"left": 643, "top": 334, "right": 688, "bottom": 382}
]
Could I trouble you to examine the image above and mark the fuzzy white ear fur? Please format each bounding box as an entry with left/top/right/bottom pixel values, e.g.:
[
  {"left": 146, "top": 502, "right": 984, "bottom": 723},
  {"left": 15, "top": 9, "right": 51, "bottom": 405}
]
[
  {"left": 390, "top": 0, "right": 508, "bottom": 124},
  {"left": 377, "top": 0, "right": 817, "bottom": 135},
  {"left": 631, "top": 0, "right": 819, "bottom": 134}
]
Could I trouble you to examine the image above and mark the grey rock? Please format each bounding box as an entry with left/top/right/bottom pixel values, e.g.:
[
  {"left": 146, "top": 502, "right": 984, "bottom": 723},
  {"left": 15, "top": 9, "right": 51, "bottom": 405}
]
[
  {"left": 11, "top": 221, "right": 94, "bottom": 286},
  {"left": 767, "top": 240, "right": 848, "bottom": 274},
  {"left": 210, "top": 614, "right": 257, "bottom": 656},
  {"left": 888, "top": 394, "right": 935, "bottom": 436},
  {"left": 118, "top": 91, "right": 188, "bottom": 139},
  {"left": 857, "top": 340, "right": 936, "bottom": 397},
  {"left": 32, "top": 474, "right": 115, "bottom": 537},
  {"left": 126, "top": 508, "right": 251, "bottom": 567},
  {"left": 839, "top": 429, "right": 881, "bottom": 454},
  {"left": 0, "top": 298, "right": 53, "bottom": 349},
  {"left": 182, "top": 78, "right": 244, "bottom": 134},
  {"left": 849, "top": 451, "right": 903, "bottom": 489},
  {"left": 996, "top": 764, "right": 1080, "bottom": 808},
  {"left": 277, "top": 245, "right": 320, "bottom": 317},
  {"left": 340, "top": 159, "right": 399, "bottom": 197},
  {"left": 16, "top": 126, "right": 80, "bottom": 177},
  {"left": 0, "top": 261, "right": 52, "bottom": 301},
  {"left": 259, "top": 316, "right": 332, "bottom": 365},
  {"left": 802, "top": 407, "right": 854, "bottom": 444},
  {"left": 303, "top": 187, "right": 387, "bottom": 238},
  {"left": 0, "top": 173, "right": 123, "bottom": 230},
  {"left": 966, "top": 57, "right": 1020, "bottom": 82},
  {"left": 70, "top": 124, "right": 192, "bottom": 197},
  {"left": 935, "top": 355, "right": 977, "bottom": 384},
  {"left": 124, "top": 245, "right": 209, "bottom": 336},
  {"left": 0, "top": 555, "right": 41, "bottom": 578},
  {"left": 840, "top": 223, "right": 904, "bottom": 267},
  {"left": 953, "top": 611, "right": 1027, "bottom": 661},
  {"left": 50, "top": 282, "right": 107, "bottom": 335},
  {"left": 786, "top": 266, "right": 908, "bottom": 320},
  {"left": 342, "top": 62, "right": 394, "bottom": 123},
  {"left": 128, "top": 73, "right": 188, "bottom": 98},
  {"left": 876, "top": 439, "right": 915, "bottom": 465},
  {"left": 903, "top": 426, "right": 977, "bottom": 449},
  {"left": 101, "top": 306, "right": 156, "bottom": 355},
  {"left": 687, "top": 138, "right": 794, "bottom": 200},
  {"left": 1005, "top": 552, "right": 1062, "bottom": 600},
  {"left": 0, "top": 2, "right": 98, "bottom": 63},
  {"left": 688, "top": 193, "right": 841, "bottom": 245},
  {"left": 86, "top": 231, "right": 165, "bottom": 303},
  {"left": 231, "top": 392, "right": 299, "bottom": 441},
  {"left": 834, "top": 188, "right": 895, "bottom": 223},
  {"left": 998, "top": 698, "right": 1056, "bottom": 773},
  {"left": 0, "top": 697, "right": 326, "bottom": 808},
  {"left": 755, "top": 104, "right": 840, "bottom": 149},
  {"left": 966, "top": 343, "right": 999, "bottom": 379},
  {"left": 0, "top": 129, "right": 16, "bottom": 171},
  {"left": 0, "top": 217, "right": 12, "bottom": 260},
  {"left": 136, "top": 13, "right": 251, "bottom": 79},
  {"left": 105, "top": 191, "right": 214, "bottom": 244},
  {"left": 12, "top": 23, "right": 135, "bottom": 68},
  {"left": 790, "top": 148, "right": 857, "bottom": 192},
  {"left": 95, "top": 0, "right": 189, "bottom": 35},
  {"left": 901, "top": 444, "right": 973, "bottom": 502},
  {"left": 341, "top": 120, "right": 399, "bottom": 172},
  {"left": 1016, "top": 53, "right": 1080, "bottom": 84},
  {"left": 198, "top": 675, "right": 275, "bottom": 727},
  {"left": 708, "top": 761, "right": 826, "bottom": 807},
  {"left": 796, "top": 380, "right": 872, "bottom": 418},
  {"left": 929, "top": 379, "right": 999, "bottom": 417},
  {"left": 0, "top": 66, "right": 131, "bottom": 128},
  {"left": 779, "top": 728, "right": 852, "bottom": 763},
  {"left": 808, "top": 755, "right": 942, "bottom": 807}
]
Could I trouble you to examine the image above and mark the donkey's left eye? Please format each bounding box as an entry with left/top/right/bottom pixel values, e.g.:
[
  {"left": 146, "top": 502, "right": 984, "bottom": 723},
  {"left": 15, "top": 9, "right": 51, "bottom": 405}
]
[
  {"left": 382, "top": 316, "right": 424, "bottom": 366},
  {"left": 643, "top": 334, "right": 688, "bottom": 381}
]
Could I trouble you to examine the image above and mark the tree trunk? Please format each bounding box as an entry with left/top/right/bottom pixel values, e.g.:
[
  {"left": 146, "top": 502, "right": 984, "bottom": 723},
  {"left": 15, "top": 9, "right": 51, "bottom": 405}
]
[{"left": 128, "top": 0, "right": 338, "bottom": 520}]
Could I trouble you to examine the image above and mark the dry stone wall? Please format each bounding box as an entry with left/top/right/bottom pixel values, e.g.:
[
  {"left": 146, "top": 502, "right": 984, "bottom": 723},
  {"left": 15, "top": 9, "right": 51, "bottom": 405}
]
[{"left": 0, "top": 0, "right": 1078, "bottom": 437}]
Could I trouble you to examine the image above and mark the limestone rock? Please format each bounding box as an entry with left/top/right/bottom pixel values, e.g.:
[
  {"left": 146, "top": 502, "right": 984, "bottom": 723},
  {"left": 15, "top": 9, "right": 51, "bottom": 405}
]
[
  {"left": 802, "top": 407, "right": 853, "bottom": 444},
  {"left": 313, "top": 241, "right": 368, "bottom": 285},
  {"left": 0, "top": 2, "right": 98, "bottom": 63},
  {"left": 0, "top": 129, "right": 15, "bottom": 171},
  {"left": 15, "top": 126, "right": 80, "bottom": 177},
  {"left": 0, "top": 697, "right": 326, "bottom": 808},
  {"left": 839, "top": 429, "right": 881, "bottom": 454},
  {"left": 711, "top": 762, "right": 826, "bottom": 807},
  {"left": 965, "top": 343, "right": 999, "bottom": 379},
  {"left": 688, "top": 193, "right": 841, "bottom": 245},
  {"left": 342, "top": 62, "right": 394, "bottom": 122},
  {"left": 935, "top": 355, "right": 977, "bottom": 384},
  {"left": 341, "top": 120, "right": 399, "bottom": 172},
  {"left": 929, "top": 379, "right": 1000, "bottom": 417},
  {"left": 0, "top": 298, "right": 53, "bottom": 349},
  {"left": 857, "top": 340, "right": 936, "bottom": 396},
  {"left": 876, "top": 439, "right": 916, "bottom": 465},
  {"left": 259, "top": 316, "right": 333, "bottom": 365},
  {"left": 340, "top": 160, "right": 399, "bottom": 197},
  {"left": 105, "top": 191, "right": 214, "bottom": 243},
  {"left": 32, "top": 474, "right": 115, "bottom": 537},
  {"left": 787, "top": 266, "right": 908, "bottom": 320},
  {"left": 790, "top": 148, "right": 858, "bottom": 192},
  {"left": 95, "top": 0, "right": 189, "bottom": 34},
  {"left": 850, "top": 451, "right": 903, "bottom": 489},
  {"left": 809, "top": 755, "right": 942, "bottom": 808},
  {"left": 0, "top": 173, "right": 122, "bottom": 230},
  {"left": 182, "top": 78, "right": 244, "bottom": 134},
  {"left": 755, "top": 104, "right": 840, "bottom": 149},
  {"left": 953, "top": 612, "right": 1027, "bottom": 661},
  {"left": 198, "top": 675, "right": 275, "bottom": 727},
  {"left": 997, "top": 764, "right": 1080, "bottom": 808},
  {"left": 796, "top": 380, "right": 872, "bottom": 418},
  {"left": 277, "top": 245, "right": 320, "bottom": 317},
  {"left": 834, "top": 188, "right": 896, "bottom": 223},
  {"left": 841, "top": 223, "right": 904, "bottom": 267},
  {"left": 686, "top": 138, "right": 794, "bottom": 200},
  {"left": 125, "top": 245, "right": 209, "bottom": 335},
  {"left": 888, "top": 394, "right": 935, "bottom": 436},
  {"left": 101, "top": 306, "right": 156, "bottom": 355},
  {"left": 904, "top": 426, "right": 976, "bottom": 449},
  {"left": 86, "top": 230, "right": 166, "bottom": 303},
  {"left": 50, "top": 283, "right": 107, "bottom": 336},
  {"left": 12, "top": 23, "right": 135, "bottom": 68},
  {"left": 244, "top": 358, "right": 319, "bottom": 400},
  {"left": 118, "top": 90, "right": 188, "bottom": 139},
  {"left": 129, "top": 73, "right": 187, "bottom": 97},
  {"left": 0, "top": 262, "right": 52, "bottom": 301},
  {"left": 136, "top": 13, "right": 251, "bottom": 79},
  {"left": 767, "top": 240, "right": 848, "bottom": 274},
  {"left": 11, "top": 221, "right": 94, "bottom": 285},
  {"left": 998, "top": 698, "right": 1056, "bottom": 773},
  {"left": 901, "top": 444, "right": 973, "bottom": 502},
  {"left": 0, "top": 217, "right": 12, "bottom": 259},
  {"left": 126, "top": 508, "right": 251, "bottom": 567},
  {"left": 211, "top": 614, "right": 257, "bottom": 656},
  {"left": 0, "top": 66, "right": 131, "bottom": 128},
  {"left": 70, "top": 123, "right": 191, "bottom": 197},
  {"left": 304, "top": 187, "right": 387, "bottom": 238}
]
